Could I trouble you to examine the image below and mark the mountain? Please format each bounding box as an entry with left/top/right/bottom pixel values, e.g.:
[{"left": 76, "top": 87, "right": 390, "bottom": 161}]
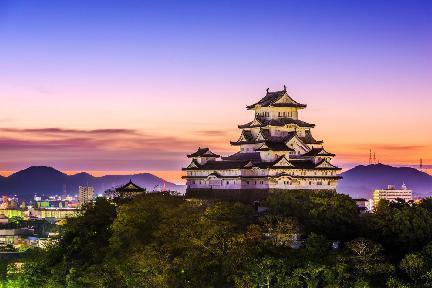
[
  {"left": 0, "top": 166, "right": 185, "bottom": 200},
  {"left": 338, "top": 164, "right": 432, "bottom": 199}
]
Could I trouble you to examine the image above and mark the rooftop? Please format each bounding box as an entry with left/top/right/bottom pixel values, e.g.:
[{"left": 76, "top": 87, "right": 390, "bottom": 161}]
[
  {"left": 187, "top": 147, "right": 221, "bottom": 158},
  {"left": 246, "top": 87, "right": 307, "bottom": 110}
]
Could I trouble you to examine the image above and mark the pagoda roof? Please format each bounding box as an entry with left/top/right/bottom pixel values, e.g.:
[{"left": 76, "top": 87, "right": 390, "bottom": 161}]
[
  {"left": 299, "top": 130, "right": 323, "bottom": 145},
  {"left": 238, "top": 117, "right": 315, "bottom": 129},
  {"left": 247, "top": 88, "right": 306, "bottom": 110},
  {"left": 116, "top": 180, "right": 146, "bottom": 193},
  {"left": 303, "top": 147, "right": 335, "bottom": 157},
  {"left": 183, "top": 160, "right": 252, "bottom": 171},
  {"left": 187, "top": 147, "right": 221, "bottom": 158},
  {"left": 231, "top": 130, "right": 298, "bottom": 146},
  {"left": 256, "top": 141, "right": 295, "bottom": 152},
  {"left": 183, "top": 156, "right": 341, "bottom": 171}
]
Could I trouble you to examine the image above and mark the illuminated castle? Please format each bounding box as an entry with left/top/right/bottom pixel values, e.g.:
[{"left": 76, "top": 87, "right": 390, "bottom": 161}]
[{"left": 183, "top": 86, "right": 341, "bottom": 198}]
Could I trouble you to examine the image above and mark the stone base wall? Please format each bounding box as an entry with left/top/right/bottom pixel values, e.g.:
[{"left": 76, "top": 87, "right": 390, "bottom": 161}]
[{"left": 185, "top": 188, "right": 337, "bottom": 203}]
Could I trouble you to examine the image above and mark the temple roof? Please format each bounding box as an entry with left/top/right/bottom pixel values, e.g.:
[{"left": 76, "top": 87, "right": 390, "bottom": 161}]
[
  {"left": 187, "top": 147, "right": 221, "bottom": 158},
  {"left": 303, "top": 147, "right": 335, "bottom": 157},
  {"left": 299, "top": 130, "right": 323, "bottom": 145},
  {"left": 222, "top": 151, "right": 262, "bottom": 162},
  {"left": 183, "top": 160, "right": 251, "bottom": 170},
  {"left": 246, "top": 88, "right": 307, "bottom": 110},
  {"left": 256, "top": 141, "right": 295, "bottom": 152},
  {"left": 238, "top": 117, "right": 315, "bottom": 129},
  {"left": 184, "top": 152, "right": 341, "bottom": 171},
  {"left": 231, "top": 130, "right": 298, "bottom": 146},
  {"left": 116, "top": 180, "right": 146, "bottom": 193}
]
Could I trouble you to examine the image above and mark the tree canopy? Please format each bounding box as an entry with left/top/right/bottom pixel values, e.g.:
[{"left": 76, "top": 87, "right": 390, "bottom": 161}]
[{"left": 8, "top": 193, "right": 432, "bottom": 287}]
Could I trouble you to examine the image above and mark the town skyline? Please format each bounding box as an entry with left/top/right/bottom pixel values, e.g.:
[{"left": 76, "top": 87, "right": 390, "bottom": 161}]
[{"left": 1, "top": 1, "right": 431, "bottom": 183}]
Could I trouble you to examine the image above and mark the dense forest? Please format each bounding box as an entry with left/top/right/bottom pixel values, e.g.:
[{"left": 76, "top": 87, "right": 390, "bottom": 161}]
[{"left": 6, "top": 191, "right": 432, "bottom": 287}]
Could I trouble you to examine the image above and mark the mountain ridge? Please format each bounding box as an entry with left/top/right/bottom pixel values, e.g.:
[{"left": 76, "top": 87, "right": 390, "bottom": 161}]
[
  {"left": 0, "top": 166, "right": 184, "bottom": 200},
  {"left": 338, "top": 163, "right": 432, "bottom": 198}
]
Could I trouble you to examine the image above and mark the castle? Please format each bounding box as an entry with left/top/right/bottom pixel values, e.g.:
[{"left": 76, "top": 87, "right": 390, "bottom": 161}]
[{"left": 183, "top": 86, "right": 341, "bottom": 199}]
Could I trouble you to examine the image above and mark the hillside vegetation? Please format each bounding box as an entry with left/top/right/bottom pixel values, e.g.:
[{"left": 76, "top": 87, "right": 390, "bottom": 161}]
[{"left": 7, "top": 192, "right": 432, "bottom": 287}]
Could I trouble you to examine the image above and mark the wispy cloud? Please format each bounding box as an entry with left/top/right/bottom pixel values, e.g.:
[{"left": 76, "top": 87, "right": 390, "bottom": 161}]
[
  {"left": 0, "top": 127, "right": 139, "bottom": 136},
  {"left": 194, "top": 130, "right": 229, "bottom": 137},
  {"left": 353, "top": 144, "right": 430, "bottom": 151},
  {"left": 0, "top": 126, "right": 231, "bottom": 171}
]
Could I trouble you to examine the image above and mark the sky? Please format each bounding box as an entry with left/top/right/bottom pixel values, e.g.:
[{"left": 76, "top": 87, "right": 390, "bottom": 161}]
[{"left": 0, "top": 0, "right": 431, "bottom": 183}]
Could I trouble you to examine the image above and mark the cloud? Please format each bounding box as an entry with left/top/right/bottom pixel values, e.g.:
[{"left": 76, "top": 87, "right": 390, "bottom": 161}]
[
  {"left": 194, "top": 130, "right": 229, "bottom": 137},
  {"left": 0, "top": 127, "right": 139, "bottom": 136},
  {"left": 0, "top": 126, "right": 231, "bottom": 171},
  {"left": 353, "top": 144, "right": 430, "bottom": 151}
]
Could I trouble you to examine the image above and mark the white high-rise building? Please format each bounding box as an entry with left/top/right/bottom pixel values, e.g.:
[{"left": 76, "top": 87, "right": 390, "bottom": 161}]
[
  {"left": 78, "top": 186, "right": 94, "bottom": 206},
  {"left": 373, "top": 183, "right": 412, "bottom": 207}
]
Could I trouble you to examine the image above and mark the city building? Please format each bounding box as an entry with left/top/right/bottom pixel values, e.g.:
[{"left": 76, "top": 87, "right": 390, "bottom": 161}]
[
  {"left": 373, "top": 183, "right": 413, "bottom": 207},
  {"left": 183, "top": 86, "right": 342, "bottom": 199},
  {"left": 353, "top": 198, "right": 374, "bottom": 213},
  {"left": 78, "top": 186, "right": 95, "bottom": 206}
]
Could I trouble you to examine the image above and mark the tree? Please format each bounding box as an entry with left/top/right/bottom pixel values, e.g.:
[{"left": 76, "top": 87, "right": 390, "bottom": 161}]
[
  {"left": 366, "top": 200, "right": 432, "bottom": 256},
  {"left": 265, "top": 191, "right": 359, "bottom": 240},
  {"left": 346, "top": 238, "right": 395, "bottom": 286},
  {"left": 399, "top": 253, "right": 426, "bottom": 285},
  {"left": 304, "top": 233, "right": 331, "bottom": 262}
]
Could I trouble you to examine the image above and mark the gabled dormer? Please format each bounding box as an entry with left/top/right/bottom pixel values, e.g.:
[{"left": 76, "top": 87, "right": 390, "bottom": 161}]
[
  {"left": 273, "top": 156, "right": 294, "bottom": 167},
  {"left": 185, "top": 160, "right": 200, "bottom": 169},
  {"left": 286, "top": 134, "right": 310, "bottom": 155},
  {"left": 243, "top": 161, "right": 255, "bottom": 168},
  {"left": 315, "top": 159, "right": 339, "bottom": 169}
]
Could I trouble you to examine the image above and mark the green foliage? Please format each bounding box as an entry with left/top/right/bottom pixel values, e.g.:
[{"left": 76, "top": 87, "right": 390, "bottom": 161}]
[
  {"left": 12, "top": 191, "right": 432, "bottom": 287},
  {"left": 265, "top": 191, "right": 359, "bottom": 240},
  {"left": 365, "top": 199, "right": 432, "bottom": 257}
]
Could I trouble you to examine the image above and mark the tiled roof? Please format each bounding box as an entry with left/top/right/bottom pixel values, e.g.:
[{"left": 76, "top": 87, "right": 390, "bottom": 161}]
[
  {"left": 303, "top": 147, "right": 335, "bottom": 157},
  {"left": 187, "top": 147, "right": 221, "bottom": 158},
  {"left": 299, "top": 130, "right": 323, "bottom": 145},
  {"left": 256, "top": 141, "right": 295, "bottom": 152},
  {"left": 222, "top": 152, "right": 262, "bottom": 162},
  {"left": 183, "top": 160, "right": 250, "bottom": 170},
  {"left": 246, "top": 88, "right": 306, "bottom": 109},
  {"left": 239, "top": 117, "right": 315, "bottom": 128},
  {"left": 116, "top": 180, "right": 146, "bottom": 193}
]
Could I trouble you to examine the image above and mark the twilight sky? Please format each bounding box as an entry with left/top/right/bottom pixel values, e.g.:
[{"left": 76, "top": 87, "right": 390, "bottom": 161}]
[{"left": 0, "top": 0, "right": 431, "bottom": 183}]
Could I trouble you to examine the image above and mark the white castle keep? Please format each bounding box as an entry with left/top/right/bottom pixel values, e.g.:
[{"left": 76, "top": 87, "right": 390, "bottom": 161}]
[{"left": 183, "top": 86, "right": 342, "bottom": 197}]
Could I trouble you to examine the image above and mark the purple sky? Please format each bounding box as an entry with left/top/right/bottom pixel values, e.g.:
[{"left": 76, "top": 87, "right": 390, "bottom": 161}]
[{"left": 0, "top": 0, "right": 431, "bottom": 182}]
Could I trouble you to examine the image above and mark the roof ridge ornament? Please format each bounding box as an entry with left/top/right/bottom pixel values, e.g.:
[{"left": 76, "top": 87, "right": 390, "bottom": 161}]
[
  {"left": 266, "top": 88, "right": 269, "bottom": 93},
  {"left": 283, "top": 85, "right": 287, "bottom": 91}
]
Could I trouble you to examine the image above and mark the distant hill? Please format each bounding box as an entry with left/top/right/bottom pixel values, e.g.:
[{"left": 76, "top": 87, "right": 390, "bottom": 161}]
[
  {"left": 0, "top": 166, "right": 185, "bottom": 200},
  {"left": 338, "top": 164, "right": 432, "bottom": 199}
]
